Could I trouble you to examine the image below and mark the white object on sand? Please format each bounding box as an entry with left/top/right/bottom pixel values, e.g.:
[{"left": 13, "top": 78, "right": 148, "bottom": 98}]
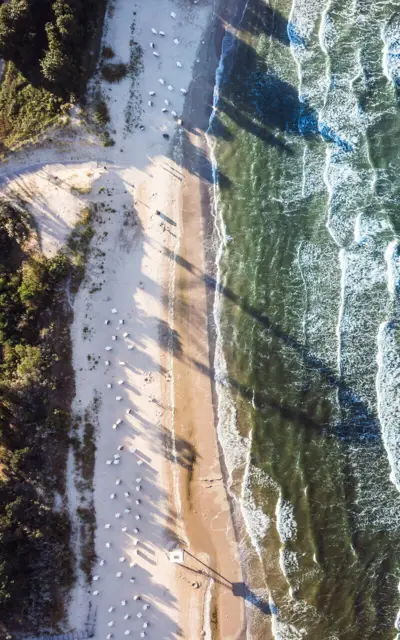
[
  {"left": 137, "top": 612, "right": 143, "bottom": 619},
  {"left": 105, "top": 524, "right": 111, "bottom": 529},
  {"left": 137, "top": 460, "right": 143, "bottom": 466},
  {"left": 164, "top": 99, "right": 170, "bottom": 105},
  {"left": 108, "top": 621, "right": 114, "bottom": 627},
  {"left": 133, "top": 595, "right": 140, "bottom": 601},
  {"left": 111, "top": 308, "right": 117, "bottom": 314},
  {"left": 171, "top": 110, "right": 177, "bottom": 117},
  {"left": 149, "top": 42, "right": 154, "bottom": 48},
  {"left": 108, "top": 607, "right": 114, "bottom": 613},
  {"left": 116, "top": 418, "right": 122, "bottom": 425},
  {"left": 151, "top": 27, "right": 158, "bottom": 34},
  {"left": 159, "top": 30, "right": 165, "bottom": 36},
  {"left": 133, "top": 528, "right": 139, "bottom": 534},
  {"left": 173, "top": 38, "right": 179, "bottom": 44},
  {"left": 135, "top": 515, "right": 141, "bottom": 520},
  {"left": 113, "top": 454, "right": 120, "bottom": 460},
  {"left": 93, "top": 575, "right": 99, "bottom": 581},
  {"left": 105, "top": 360, "right": 110, "bottom": 366},
  {"left": 130, "top": 577, "right": 135, "bottom": 583},
  {"left": 148, "top": 100, "right": 153, "bottom": 107},
  {"left": 106, "top": 460, "right": 112, "bottom": 465},
  {"left": 122, "top": 526, "right": 128, "bottom": 532},
  {"left": 115, "top": 513, "right": 121, "bottom": 518},
  {"left": 119, "top": 557, "right": 125, "bottom": 563},
  {"left": 124, "top": 614, "right": 130, "bottom": 620},
  {"left": 135, "top": 499, "right": 141, "bottom": 505},
  {"left": 153, "top": 51, "right": 160, "bottom": 57},
  {"left": 129, "top": 446, "right": 136, "bottom": 453},
  {"left": 112, "top": 335, "right": 117, "bottom": 341},
  {"left": 110, "top": 493, "right": 116, "bottom": 499},
  {"left": 127, "top": 410, "right": 132, "bottom": 416},
  {"left": 107, "top": 383, "right": 112, "bottom": 389},
  {"left": 143, "top": 623, "right": 149, "bottom": 629},
  {"left": 119, "top": 361, "right": 126, "bottom": 366},
  {"left": 170, "top": 11, "right": 176, "bottom": 18},
  {"left": 112, "top": 424, "right": 117, "bottom": 430},
  {"left": 104, "top": 319, "right": 110, "bottom": 325},
  {"left": 134, "top": 540, "right": 139, "bottom": 546},
  {"left": 169, "top": 548, "right": 185, "bottom": 564},
  {"left": 123, "top": 332, "right": 129, "bottom": 337},
  {"left": 119, "top": 319, "right": 124, "bottom": 325},
  {"left": 162, "top": 108, "right": 168, "bottom": 113},
  {"left": 116, "top": 479, "right": 121, "bottom": 485},
  {"left": 167, "top": 85, "right": 173, "bottom": 91},
  {"left": 140, "top": 633, "right": 146, "bottom": 639},
  {"left": 176, "top": 61, "right": 182, "bottom": 67},
  {"left": 143, "top": 604, "right": 150, "bottom": 610},
  {"left": 136, "top": 486, "right": 142, "bottom": 492},
  {"left": 124, "top": 508, "right": 131, "bottom": 514},
  {"left": 128, "top": 345, "right": 134, "bottom": 350},
  {"left": 136, "top": 477, "right": 142, "bottom": 483},
  {"left": 124, "top": 491, "right": 130, "bottom": 497},
  {"left": 107, "top": 635, "right": 113, "bottom": 640},
  {"left": 105, "top": 346, "right": 112, "bottom": 351},
  {"left": 118, "top": 445, "right": 124, "bottom": 451},
  {"left": 149, "top": 90, "right": 156, "bottom": 96},
  {"left": 93, "top": 590, "right": 99, "bottom": 596},
  {"left": 116, "top": 571, "right": 122, "bottom": 578},
  {"left": 118, "top": 380, "right": 124, "bottom": 385},
  {"left": 113, "top": 459, "right": 120, "bottom": 465},
  {"left": 121, "top": 599, "right": 127, "bottom": 606},
  {"left": 105, "top": 542, "right": 111, "bottom": 548},
  {"left": 124, "top": 631, "right": 131, "bottom": 636},
  {"left": 99, "top": 560, "right": 105, "bottom": 566},
  {"left": 180, "top": 88, "right": 187, "bottom": 95},
  {"left": 116, "top": 396, "right": 122, "bottom": 401}
]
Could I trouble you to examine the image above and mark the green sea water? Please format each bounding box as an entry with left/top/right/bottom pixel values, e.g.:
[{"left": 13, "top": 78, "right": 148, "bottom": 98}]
[{"left": 210, "top": 0, "right": 400, "bottom": 637}]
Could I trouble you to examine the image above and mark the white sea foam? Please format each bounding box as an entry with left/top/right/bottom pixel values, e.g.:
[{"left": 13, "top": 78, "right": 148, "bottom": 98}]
[
  {"left": 381, "top": 15, "right": 400, "bottom": 86},
  {"left": 276, "top": 495, "right": 298, "bottom": 544},
  {"left": 376, "top": 242, "right": 400, "bottom": 493},
  {"left": 241, "top": 438, "right": 271, "bottom": 557}
]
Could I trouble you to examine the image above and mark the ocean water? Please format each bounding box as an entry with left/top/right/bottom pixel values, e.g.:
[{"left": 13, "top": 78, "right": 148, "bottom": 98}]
[{"left": 209, "top": 0, "right": 400, "bottom": 637}]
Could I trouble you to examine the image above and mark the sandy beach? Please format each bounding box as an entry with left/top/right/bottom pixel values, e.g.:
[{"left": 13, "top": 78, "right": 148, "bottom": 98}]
[{"left": 0, "top": 0, "right": 246, "bottom": 637}]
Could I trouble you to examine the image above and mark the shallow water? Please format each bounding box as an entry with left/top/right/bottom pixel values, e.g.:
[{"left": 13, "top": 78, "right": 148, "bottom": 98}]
[{"left": 210, "top": 0, "right": 400, "bottom": 637}]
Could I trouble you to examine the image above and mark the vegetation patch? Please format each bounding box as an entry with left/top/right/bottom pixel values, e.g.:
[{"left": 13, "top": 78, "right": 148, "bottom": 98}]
[
  {"left": 101, "top": 62, "right": 128, "bottom": 83},
  {"left": 102, "top": 46, "right": 115, "bottom": 60},
  {"left": 67, "top": 203, "right": 96, "bottom": 292}
]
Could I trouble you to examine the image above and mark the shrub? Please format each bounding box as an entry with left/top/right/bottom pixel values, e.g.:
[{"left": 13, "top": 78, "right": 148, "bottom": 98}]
[
  {"left": 101, "top": 62, "right": 128, "bottom": 83},
  {"left": 93, "top": 96, "right": 110, "bottom": 127},
  {"left": 102, "top": 46, "right": 115, "bottom": 59}
]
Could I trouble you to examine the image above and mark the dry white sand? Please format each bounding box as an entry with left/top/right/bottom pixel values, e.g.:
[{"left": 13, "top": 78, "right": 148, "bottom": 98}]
[{"left": 65, "top": 1, "right": 212, "bottom": 639}]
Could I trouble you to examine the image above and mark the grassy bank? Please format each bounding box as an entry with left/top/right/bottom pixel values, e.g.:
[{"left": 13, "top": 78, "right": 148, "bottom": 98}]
[{"left": 0, "top": 0, "right": 108, "bottom": 151}]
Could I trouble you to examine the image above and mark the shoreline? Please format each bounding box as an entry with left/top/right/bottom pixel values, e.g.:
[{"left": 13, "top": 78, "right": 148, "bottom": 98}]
[{"left": 164, "top": 0, "right": 251, "bottom": 637}]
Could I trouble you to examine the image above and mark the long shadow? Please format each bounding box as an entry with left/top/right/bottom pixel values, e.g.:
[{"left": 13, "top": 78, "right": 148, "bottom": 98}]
[
  {"left": 163, "top": 246, "right": 380, "bottom": 445},
  {"left": 238, "top": 0, "right": 291, "bottom": 46},
  {"left": 184, "top": 550, "right": 273, "bottom": 615},
  {"left": 210, "top": 36, "right": 353, "bottom": 153}
]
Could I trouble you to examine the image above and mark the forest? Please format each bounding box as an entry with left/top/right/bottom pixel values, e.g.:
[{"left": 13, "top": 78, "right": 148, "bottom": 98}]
[{"left": 0, "top": 199, "right": 78, "bottom": 636}]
